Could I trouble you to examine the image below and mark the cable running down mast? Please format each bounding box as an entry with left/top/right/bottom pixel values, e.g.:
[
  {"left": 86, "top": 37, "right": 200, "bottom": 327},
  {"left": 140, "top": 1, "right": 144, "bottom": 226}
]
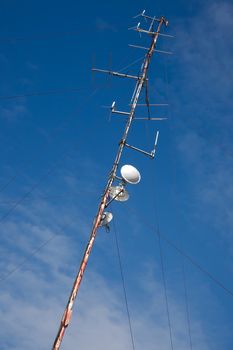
[{"left": 52, "top": 11, "right": 170, "bottom": 350}]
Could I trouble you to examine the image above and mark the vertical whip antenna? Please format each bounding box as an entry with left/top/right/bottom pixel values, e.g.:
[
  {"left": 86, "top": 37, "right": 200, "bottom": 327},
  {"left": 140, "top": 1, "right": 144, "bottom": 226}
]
[{"left": 52, "top": 13, "right": 169, "bottom": 350}]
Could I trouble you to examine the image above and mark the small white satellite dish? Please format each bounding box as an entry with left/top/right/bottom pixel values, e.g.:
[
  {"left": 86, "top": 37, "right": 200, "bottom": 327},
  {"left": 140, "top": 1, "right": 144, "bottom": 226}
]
[
  {"left": 109, "top": 186, "right": 129, "bottom": 202},
  {"left": 99, "top": 212, "right": 113, "bottom": 227},
  {"left": 120, "top": 164, "right": 141, "bottom": 185}
]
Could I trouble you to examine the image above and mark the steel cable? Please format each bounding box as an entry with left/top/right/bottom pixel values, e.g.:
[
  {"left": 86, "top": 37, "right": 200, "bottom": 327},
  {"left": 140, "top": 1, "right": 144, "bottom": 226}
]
[
  {"left": 0, "top": 86, "right": 103, "bottom": 282},
  {"left": 0, "top": 85, "right": 101, "bottom": 219},
  {"left": 163, "top": 54, "right": 193, "bottom": 349},
  {"left": 0, "top": 87, "right": 85, "bottom": 100},
  {"left": 144, "top": 98, "right": 174, "bottom": 350},
  {"left": 111, "top": 212, "right": 136, "bottom": 350},
  {"left": 158, "top": 228, "right": 174, "bottom": 350},
  {"left": 0, "top": 234, "right": 57, "bottom": 283},
  {"left": 125, "top": 205, "right": 233, "bottom": 299}
]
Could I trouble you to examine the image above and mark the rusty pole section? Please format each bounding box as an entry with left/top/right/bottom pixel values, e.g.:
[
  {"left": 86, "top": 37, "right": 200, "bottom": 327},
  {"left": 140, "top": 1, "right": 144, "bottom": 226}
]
[{"left": 52, "top": 15, "right": 167, "bottom": 350}]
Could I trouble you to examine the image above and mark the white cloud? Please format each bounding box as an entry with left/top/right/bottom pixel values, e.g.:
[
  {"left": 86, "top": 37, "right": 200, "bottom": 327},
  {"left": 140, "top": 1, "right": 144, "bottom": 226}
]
[
  {"left": 0, "top": 186, "right": 211, "bottom": 350},
  {"left": 169, "top": 1, "right": 233, "bottom": 238}
]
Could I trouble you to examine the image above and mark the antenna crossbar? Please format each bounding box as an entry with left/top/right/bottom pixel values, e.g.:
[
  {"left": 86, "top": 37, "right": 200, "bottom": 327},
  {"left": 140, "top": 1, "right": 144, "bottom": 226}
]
[
  {"left": 112, "top": 110, "right": 130, "bottom": 116},
  {"left": 129, "top": 44, "right": 173, "bottom": 55},
  {"left": 124, "top": 131, "right": 159, "bottom": 159},
  {"left": 142, "top": 14, "right": 161, "bottom": 22},
  {"left": 134, "top": 28, "right": 174, "bottom": 38},
  {"left": 131, "top": 103, "right": 169, "bottom": 106},
  {"left": 134, "top": 117, "right": 167, "bottom": 120},
  {"left": 92, "top": 68, "right": 139, "bottom": 80},
  {"left": 112, "top": 114, "right": 167, "bottom": 120},
  {"left": 125, "top": 142, "right": 154, "bottom": 158}
]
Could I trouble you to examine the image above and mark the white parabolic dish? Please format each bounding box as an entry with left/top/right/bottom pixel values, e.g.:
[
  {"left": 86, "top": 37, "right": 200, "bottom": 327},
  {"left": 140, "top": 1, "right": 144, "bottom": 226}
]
[
  {"left": 100, "top": 212, "right": 113, "bottom": 226},
  {"left": 120, "top": 164, "right": 141, "bottom": 185},
  {"left": 109, "top": 186, "right": 129, "bottom": 201}
]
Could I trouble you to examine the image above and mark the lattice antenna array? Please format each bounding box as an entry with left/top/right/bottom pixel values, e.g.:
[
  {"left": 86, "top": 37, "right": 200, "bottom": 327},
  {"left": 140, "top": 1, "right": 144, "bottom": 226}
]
[{"left": 52, "top": 12, "right": 170, "bottom": 350}]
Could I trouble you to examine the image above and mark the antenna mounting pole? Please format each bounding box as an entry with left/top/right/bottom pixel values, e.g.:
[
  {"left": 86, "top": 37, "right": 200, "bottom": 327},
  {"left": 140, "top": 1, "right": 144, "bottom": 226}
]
[{"left": 52, "top": 14, "right": 168, "bottom": 350}]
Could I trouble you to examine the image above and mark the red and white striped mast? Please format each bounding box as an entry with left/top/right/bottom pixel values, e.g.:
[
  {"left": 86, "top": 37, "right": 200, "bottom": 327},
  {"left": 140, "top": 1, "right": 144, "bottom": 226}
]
[{"left": 52, "top": 11, "right": 169, "bottom": 350}]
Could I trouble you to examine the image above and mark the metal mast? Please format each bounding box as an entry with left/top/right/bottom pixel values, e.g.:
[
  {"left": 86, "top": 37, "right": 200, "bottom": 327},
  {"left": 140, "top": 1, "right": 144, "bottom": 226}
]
[{"left": 52, "top": 12, "right": 169, "bottom": 350}]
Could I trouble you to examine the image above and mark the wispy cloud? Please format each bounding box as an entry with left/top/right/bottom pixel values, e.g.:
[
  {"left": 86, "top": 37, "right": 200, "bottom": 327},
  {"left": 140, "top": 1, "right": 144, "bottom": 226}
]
[
  {"left": 0, "top": 230, "right": 210, "bottom": 350},
  {"left": 0, "top": 168, "right": 211, "bottom": 350},
  {"left": 96, "top": 17, "right": 117, "bottom": 32},
  {"left": 169, "top": 1, "right": 233, "bottom": 238},
  {"left": 0, "top": 103, "right": 28, "bottom": 121},
  {"left": 26, "top": 61, "right": 39, "bottom": 71},
  {"left": 0, "top": 53, "right": 8, "bottom": 64}
]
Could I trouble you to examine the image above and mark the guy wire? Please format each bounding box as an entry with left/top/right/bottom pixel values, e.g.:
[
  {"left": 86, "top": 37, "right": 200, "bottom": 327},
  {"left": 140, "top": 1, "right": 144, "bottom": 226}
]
[
  {"left": 163, "top": 53, "right": 193, "bottom": 350},
  {"left": 144, "top": 90, "right": 174, "bottom": 350},
  {"left": 111, "top": 209, "right": 136, "bottom": 350}
]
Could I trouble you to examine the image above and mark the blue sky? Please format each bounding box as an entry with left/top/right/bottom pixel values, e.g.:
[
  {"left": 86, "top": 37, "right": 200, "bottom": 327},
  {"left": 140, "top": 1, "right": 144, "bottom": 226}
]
[{"left": 0, "top": 1, "right": 233, "bottom": 349}]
